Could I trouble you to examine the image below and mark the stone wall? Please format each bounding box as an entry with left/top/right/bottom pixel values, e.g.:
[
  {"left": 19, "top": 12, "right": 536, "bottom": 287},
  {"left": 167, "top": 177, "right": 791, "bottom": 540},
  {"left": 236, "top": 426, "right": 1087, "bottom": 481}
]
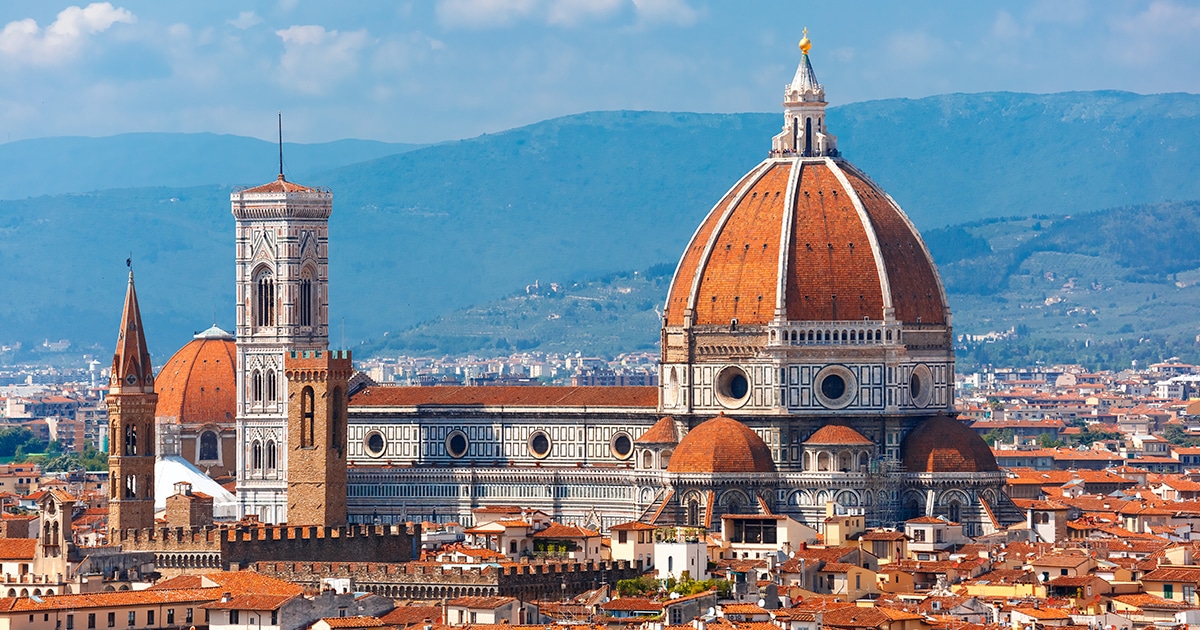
[
  {"left": 254, "top": 558, "right": 643, "bottom": 602},
  {"left": 117, "top": 523, "right": 420, "bottom": 576}
]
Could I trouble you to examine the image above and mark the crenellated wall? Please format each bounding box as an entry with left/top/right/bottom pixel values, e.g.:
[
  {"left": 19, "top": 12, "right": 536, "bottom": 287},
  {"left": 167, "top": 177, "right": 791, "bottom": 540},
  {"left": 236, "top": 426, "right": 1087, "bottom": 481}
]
[
  {"left": 254, "top": 558, "right": 643, "bottom": 602},
  {"left": 116, "top": 523, "right": 420, "bottom": 577}
]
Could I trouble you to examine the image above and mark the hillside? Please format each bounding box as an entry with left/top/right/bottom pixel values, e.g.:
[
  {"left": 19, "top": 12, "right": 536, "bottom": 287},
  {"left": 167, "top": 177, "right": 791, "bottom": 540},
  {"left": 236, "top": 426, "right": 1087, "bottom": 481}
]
[
  {"left": 375, "top": 202, "right": 1200, "bottom": 370},
  {"left": 0, "top": 133, "right": 423, "bottom": 199},
  {"left": 2, "top": 91, "right": 1199, "bottom": 360}
]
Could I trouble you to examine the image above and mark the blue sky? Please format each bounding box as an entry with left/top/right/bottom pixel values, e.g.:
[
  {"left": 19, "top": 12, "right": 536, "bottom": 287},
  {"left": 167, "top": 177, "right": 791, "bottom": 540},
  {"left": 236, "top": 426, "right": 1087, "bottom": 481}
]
[{"left": 0, "top": 0, "right": 1196, "bottom": 144}]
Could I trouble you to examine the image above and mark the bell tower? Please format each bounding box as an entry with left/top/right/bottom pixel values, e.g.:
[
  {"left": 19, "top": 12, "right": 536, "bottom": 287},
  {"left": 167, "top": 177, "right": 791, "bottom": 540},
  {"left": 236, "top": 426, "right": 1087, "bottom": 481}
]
[
  {"left": 284, "top": 349, "right": 351, "bottom": 527},
  {"left": 232, "top": 172, "right": 332, "bottom": 524},
  {"left": 106, "top": 269, "right": 157, "bottom": 536}
]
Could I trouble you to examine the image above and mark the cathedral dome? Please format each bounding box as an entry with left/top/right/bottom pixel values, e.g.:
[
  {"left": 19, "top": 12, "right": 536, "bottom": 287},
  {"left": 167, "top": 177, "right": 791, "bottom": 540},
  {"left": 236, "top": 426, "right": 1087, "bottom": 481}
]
[
  {"left": 667, "top": 414, "right": 776, "bottom": 474},
  {"left": 662, "top": 34, "right": 946, "bottom": 330},
  {"left": 663, "top": 157, "right": 946, "bottom": 328},
  {"left": 154, "top": 326, "right": 236, "bottom": 426},
  {"left": 901, "top": 415, "right": 998, "bottom": 474}
]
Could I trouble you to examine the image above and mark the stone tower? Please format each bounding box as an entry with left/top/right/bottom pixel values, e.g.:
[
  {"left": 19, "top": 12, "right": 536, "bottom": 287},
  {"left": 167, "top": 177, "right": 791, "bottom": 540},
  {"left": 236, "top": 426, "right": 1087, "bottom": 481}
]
[
  {"left": 232, "top": 174, "right": 332, "bottom": 524},
  {"left": 107, "top": 270, "right": 157, "bottom": 535},
  {"left": 285, "top": 349, "right": 351, "bottom": 527}
]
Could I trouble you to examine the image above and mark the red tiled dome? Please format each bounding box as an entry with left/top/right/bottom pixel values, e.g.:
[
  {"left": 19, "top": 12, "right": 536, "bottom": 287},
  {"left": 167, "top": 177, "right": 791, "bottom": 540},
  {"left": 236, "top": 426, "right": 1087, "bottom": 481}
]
[
  {"left": 805, "top": 424, "right": 873, "bottom": 445},
  {"left": 667, "top": 414, "right": 776, "bottom": 474},
  {"left": 155, "top": 326, "right": 236, "bottom": 427},
  {"left": 901, "top": 415, "right": 998, "bottom": 474},
  {"left": 663, "top": 158, "right": 946, "bottom": 327},
  {"left": 637, "top": 416, "right": 680, "bottom": 444}
]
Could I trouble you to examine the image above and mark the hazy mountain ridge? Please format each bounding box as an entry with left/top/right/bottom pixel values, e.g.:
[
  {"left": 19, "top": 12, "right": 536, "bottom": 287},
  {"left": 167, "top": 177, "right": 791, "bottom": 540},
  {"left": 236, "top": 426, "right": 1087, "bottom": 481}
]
[
  {"left": 0, "top": 133, "right": 424, "bottom": 199},
  {"left": 1, "top": 90, "right": 1199, "bottom": 361}
]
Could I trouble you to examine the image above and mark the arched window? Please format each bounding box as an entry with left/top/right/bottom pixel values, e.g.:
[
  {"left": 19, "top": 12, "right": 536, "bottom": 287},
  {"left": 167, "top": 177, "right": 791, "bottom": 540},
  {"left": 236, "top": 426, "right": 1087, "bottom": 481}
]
[
  {"left": 255, "top": 269, "right": 275, "bottom": 327},
  {"left": 948, "top": 500, "right": 962, "bottom": 523},
  {"left": 299, "top": 273, "right": 314, "bottom": 327},
  {"left": 252, "top": 370, "right": 262, "bottom": 403},
  {"left": 266, "top": 440, "right": 277, "bottom": 471},
  {"left": 266, "top": 369, "right": 277, "bottom": 402},
  {"left": 300, "top": 387, "right": 315, "bottom": 448},
  {"left": 331, "top": 387, "right": 344, "bottom": 454},
  {"left": 125, "top": 475, "right": 136, "bottom": 499},
  {"left": 251, "top": 440, "right": 262, "bottom": 471},
  {"left": 52, "top": 522, "right": 59, "bottom": 546},
  {"left": 199, "top": 431, "right": 218, "bottom": 461},
  {"left": 124, "top": 424, "right": 137, "bottom": 456}
]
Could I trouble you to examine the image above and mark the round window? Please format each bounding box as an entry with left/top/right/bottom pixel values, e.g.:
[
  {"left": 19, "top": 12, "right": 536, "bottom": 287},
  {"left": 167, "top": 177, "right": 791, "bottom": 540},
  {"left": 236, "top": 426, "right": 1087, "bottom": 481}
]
[
  {"left": 910, "top": 364, "right": 934, "bottom": 408},
  {"left": 715, "top": 366, "right": 752, "bottom": 408},
  {"left": 611, "top": 432, "right": 633, "bottom": 459},
  {"left": 446, "top": 431, "right": 469, "bottom": 458},
  {"left": 528, "top": 431, "right": 551, "bottom": 458},
  {"left": 364, "top": 431, "right": 386, "bottom": 458},
  {"left": 814, "top": 365, "right": 857, "bottom": 409},
  {"left": 821, "top": 374, "right": 846, "bottom": 400}
]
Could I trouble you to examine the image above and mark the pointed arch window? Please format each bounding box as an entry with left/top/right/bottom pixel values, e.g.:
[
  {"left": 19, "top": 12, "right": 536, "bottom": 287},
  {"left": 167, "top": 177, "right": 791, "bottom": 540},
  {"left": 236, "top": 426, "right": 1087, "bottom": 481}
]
[
  {"left": 254, "top": 269, "right": 276, "bottom": 327},
  {"left": 252, "top": 370, "right": 263, "bottom": 403},
  {"left": 266, "top": 440, "right": 277, "bottom": 472},
  {"left": 266, "top": 369, "right": 277, "bottom": 402},
  {"left": 299, "top": 272, "right": 314, "bottom": 328},
  {"left": 300, "top": 386, "right": 315, "bottom": 448},
  {"left": 251, "top": 440, "right": 263, "bottom": 472}
]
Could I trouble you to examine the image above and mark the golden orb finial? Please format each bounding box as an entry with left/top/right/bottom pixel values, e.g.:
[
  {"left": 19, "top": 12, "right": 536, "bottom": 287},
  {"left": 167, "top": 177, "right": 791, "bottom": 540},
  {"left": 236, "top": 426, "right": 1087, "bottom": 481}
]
[{"left": 798, "top": 27, "right": 811, "bottom": 55}]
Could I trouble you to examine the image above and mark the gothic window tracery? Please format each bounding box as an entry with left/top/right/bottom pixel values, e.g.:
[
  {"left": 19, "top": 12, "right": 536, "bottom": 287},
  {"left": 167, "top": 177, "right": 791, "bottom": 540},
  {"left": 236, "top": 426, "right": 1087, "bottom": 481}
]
[
  {"left": 254, "top": 269, "right": 276, "bottom": 327},
  {"left": 124, "top": 424, "right": 137, "bottom": 456}
]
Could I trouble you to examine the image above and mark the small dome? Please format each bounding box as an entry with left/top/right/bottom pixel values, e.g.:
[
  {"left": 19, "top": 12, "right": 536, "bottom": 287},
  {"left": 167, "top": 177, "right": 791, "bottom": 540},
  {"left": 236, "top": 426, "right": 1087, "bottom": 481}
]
[
  {"left": 901, "top": 415, "right": 998, "bottom": 474},
  {"left": 805, "top": 424, "right": 873, "bottom": 445},
  {"left": 155, "top": 330, "right": 236, "bottom": 426},
  {"left": 667, "top": 415, "right": 776, "bottom": 474},
  {"left": 637, "top": 416, "right": 680, "bottom": 444}
]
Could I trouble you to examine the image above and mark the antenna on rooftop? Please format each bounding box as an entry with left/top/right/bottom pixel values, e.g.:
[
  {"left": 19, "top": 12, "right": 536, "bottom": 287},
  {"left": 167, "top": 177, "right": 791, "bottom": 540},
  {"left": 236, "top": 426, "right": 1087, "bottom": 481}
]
[{"left": 278, "top": 111, "right": 285, "bottom": 180}]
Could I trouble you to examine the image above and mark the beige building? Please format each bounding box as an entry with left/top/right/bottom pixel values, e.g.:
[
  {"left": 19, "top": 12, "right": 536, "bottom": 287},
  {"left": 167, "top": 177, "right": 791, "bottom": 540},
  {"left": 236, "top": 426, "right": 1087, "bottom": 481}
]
[{"left": 609, "top": 521, "right": 656, "bottom": 567}]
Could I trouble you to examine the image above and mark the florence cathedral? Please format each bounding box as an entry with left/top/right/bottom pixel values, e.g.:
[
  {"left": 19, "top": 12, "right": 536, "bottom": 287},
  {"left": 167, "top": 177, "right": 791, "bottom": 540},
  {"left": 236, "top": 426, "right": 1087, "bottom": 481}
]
[{"left": 125, "top": 34, "right": 1022, "bottom": 538}]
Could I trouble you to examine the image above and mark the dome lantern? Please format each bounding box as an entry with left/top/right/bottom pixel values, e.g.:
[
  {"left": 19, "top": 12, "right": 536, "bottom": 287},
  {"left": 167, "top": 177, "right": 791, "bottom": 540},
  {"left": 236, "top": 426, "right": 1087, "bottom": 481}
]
[{"left": 773, "top": 29, "right": 837, "bottom": 158}]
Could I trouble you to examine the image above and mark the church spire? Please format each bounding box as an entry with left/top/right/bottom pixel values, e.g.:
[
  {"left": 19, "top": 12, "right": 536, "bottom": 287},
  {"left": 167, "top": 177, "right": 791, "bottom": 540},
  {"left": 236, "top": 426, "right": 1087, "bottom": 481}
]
[{"left": 111, "top": 268, "right": 154, "bottom": 394}]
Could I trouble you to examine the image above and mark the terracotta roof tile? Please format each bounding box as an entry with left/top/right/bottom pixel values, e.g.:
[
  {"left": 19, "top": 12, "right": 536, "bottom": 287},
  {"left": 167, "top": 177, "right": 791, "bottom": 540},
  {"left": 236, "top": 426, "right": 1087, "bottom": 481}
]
[
  {"left": 637, "top": 416, "right": 680, "bottom": 444},
  {"left": 155, "top": 334, "right": 236, "bottom": 426},
  {"left": 805, "top": 424, "right": 873, "bottom": 445},
  {"left": 238, "top": 175, "right": 319, "bottom": 194},
  {"left": 667, "top": 414, "right": 775, "bottom": 474},
  {"left": 902, "top": 415, "right": 998, "bottom": 473}
]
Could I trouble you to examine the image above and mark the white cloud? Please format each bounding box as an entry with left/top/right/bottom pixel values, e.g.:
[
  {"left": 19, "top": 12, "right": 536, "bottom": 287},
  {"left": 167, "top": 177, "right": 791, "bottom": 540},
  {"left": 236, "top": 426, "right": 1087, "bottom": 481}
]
[
  {"left": 275, "top": 25, "right": 371, "bottom": 95},
  {"left": 630, "top": 0, "right": 698, "bottom": 27},
  {"left": 436, "top": 0, "right": 697, "bottom": 29},
  {"left": 547, "top": 0, "right": 624, "bottom": 26},
  {"left": 1111, "top": 1, "right": 1200, "bottom": 64},
  {"left": 0, "top": 2, "right": 134, "bottom": 66},
  {"left": 436, "top": 0, "right": 538, "bottom": 29},
  {"left": 229, "top": 11, "right": 263, "bottom": 30}
]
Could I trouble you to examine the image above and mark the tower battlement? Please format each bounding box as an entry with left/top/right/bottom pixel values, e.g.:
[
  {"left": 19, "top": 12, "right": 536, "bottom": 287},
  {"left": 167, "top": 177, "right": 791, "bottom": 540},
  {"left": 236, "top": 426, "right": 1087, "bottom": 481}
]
[{"left": 118, "top": 523, "right": 420, "bottom": 577}]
